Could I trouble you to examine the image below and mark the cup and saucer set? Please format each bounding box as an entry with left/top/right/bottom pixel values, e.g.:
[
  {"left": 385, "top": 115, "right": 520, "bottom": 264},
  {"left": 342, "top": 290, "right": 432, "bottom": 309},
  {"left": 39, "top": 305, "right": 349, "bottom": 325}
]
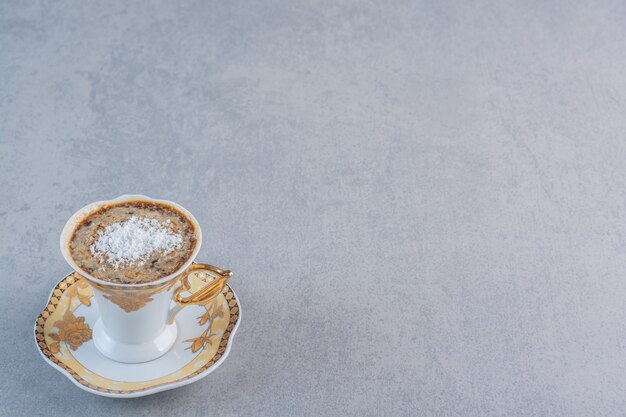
[{"left": 33, "top": 195, "right": 241, "bottom": 398}]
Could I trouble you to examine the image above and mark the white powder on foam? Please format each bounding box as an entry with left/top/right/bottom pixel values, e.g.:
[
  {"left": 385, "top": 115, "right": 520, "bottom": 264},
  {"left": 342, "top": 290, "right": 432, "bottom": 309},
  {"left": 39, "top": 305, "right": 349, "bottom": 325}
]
[{"left": 90, "top": 216, "right": 183, "bottom": 269}]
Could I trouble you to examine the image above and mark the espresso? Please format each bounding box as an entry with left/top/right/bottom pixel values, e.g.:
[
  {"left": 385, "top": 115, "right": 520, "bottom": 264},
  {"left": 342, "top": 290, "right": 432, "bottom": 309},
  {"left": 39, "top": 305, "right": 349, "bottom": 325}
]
[{"left": 69, "top": 201, "right": 197, "bottom": 284}]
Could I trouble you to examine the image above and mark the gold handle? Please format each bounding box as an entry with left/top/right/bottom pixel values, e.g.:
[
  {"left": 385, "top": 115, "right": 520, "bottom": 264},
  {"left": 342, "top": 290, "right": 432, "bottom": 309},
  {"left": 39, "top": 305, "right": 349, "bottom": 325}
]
[{"left": 173, "top": 263, "right": 233, "bottom": 307}]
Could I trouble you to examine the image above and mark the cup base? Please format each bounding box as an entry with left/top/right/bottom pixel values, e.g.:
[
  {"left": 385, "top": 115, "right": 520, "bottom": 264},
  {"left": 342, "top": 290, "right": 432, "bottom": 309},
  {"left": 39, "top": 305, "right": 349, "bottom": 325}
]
[{"left": 93, "top": 320, "right": 178, "bottom": 364}]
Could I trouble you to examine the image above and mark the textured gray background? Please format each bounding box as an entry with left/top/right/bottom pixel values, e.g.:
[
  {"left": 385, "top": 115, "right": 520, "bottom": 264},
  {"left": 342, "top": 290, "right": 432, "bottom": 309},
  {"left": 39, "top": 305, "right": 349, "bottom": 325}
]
[{"left": 1, "top": 0, "right": 625, "bottom": 416}]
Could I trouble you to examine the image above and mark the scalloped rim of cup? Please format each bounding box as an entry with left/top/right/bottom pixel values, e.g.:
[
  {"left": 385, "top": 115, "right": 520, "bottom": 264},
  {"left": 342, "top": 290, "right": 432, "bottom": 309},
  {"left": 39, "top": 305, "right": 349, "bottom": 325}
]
[{"left": 60, "top": 194, "right": 203, "bottom": 288}]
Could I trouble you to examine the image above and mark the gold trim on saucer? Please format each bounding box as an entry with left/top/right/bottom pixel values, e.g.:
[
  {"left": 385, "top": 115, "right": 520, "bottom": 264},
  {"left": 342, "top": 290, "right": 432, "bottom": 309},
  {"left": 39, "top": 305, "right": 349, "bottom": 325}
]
[{"left": 35, "top": 272, "right": 240, "bottom": 395}]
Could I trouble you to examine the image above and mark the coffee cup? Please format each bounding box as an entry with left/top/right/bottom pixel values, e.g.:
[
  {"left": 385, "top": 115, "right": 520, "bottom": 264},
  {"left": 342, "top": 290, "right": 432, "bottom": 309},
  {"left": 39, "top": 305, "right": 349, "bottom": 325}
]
[{"left": 60, "top": 194, "right": 232, "bottom": 363}]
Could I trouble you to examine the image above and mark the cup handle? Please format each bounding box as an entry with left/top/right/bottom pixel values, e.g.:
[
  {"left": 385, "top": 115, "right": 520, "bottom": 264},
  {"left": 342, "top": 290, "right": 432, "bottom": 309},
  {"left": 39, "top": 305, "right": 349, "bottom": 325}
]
[{"left": 167, "top": 263, "right": 233, "bottom": 324}]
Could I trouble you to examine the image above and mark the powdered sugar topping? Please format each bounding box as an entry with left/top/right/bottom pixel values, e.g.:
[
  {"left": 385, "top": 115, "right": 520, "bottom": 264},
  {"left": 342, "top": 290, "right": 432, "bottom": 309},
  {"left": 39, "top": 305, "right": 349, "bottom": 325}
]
[{"left": 90, "top": 216, "right": 183, "bottom": 269}]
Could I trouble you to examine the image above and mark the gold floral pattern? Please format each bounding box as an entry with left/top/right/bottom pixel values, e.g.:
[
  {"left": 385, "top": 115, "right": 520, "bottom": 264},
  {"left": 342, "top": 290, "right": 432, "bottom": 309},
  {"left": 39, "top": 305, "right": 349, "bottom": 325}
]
[
  {"left": 103, "top": 292, "right": 153, "bottom": 313},
  {"left": 66, "top": 277, "right": 92, "bottom": 307},
  {"left": 46, "top": 275, "right": 93, "bottom": 353},
  {"left": 198, "top": 299, "right": 224, "bottom": 325},
  {"left": 89, "top": 281, "right": 166, "bottom": 313},
  {"left": 74, "top": 271, "right": 180, "bottom": 313},
  {"left": 184, "top": 326, "right": 218, "bottom": 353},
  {"left": 185, "top": 299, "right": 224, "bottom": 352},
  {"left": 50, "top": 310, "right": 92, "bottom": 351}
]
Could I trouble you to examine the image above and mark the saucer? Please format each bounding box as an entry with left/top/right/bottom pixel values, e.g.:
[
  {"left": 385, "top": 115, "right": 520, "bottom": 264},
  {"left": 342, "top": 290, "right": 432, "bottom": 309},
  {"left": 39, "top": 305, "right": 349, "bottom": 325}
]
[{"left": 34, "top": 270, "right": 241, "bottom": 398}]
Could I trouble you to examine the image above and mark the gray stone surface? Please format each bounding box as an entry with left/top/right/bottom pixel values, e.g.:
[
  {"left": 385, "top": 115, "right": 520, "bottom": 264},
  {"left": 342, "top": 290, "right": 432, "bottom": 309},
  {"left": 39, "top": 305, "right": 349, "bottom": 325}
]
[{"left": 1, "top": 0, "right": 625, "bottom": 415}]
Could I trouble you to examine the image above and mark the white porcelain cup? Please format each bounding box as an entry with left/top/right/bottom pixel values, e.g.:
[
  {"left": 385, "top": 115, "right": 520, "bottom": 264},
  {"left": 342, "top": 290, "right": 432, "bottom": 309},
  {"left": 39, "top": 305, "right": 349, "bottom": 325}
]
[{"left": 60, "top": 195, "right": 232, "bottom": 363}]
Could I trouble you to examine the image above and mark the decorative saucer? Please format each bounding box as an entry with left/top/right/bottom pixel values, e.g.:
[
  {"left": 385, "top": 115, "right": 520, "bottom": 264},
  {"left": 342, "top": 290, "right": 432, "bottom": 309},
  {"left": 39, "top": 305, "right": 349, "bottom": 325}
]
[{"left": 34, "top": 270, "right": 241, "bottom": 398}]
